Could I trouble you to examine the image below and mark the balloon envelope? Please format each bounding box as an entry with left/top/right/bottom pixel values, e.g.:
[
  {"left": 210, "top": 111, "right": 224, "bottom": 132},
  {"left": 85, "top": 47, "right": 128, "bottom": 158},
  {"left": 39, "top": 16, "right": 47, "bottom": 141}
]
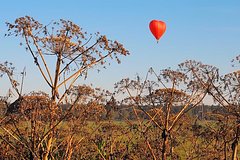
[{"left": 149, "top": 20, "right": 166, "bottom": 41}]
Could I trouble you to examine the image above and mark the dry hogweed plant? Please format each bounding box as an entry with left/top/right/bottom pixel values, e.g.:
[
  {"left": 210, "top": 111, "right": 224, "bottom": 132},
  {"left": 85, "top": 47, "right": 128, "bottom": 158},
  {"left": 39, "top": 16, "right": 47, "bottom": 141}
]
[
  {"left": 0, "top": 61, "right": 21, "bottom": 98},
  {"left": 114, "top": 60, "right": 218, "bottom": 160},
  {"left": 176, "top": 57, "right": 239, "bottom": 160},
  {"left": 203, "top": 55, "right": 240, "bottom": 160},
  {"left": 4, "top": 16, "right": 129, "bottom": 160}
]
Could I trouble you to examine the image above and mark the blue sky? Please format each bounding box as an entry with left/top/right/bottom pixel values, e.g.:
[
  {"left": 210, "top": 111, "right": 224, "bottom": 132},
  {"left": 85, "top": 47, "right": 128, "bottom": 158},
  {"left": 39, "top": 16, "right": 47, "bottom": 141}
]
[{"left": 1, "top": 0, "right": 240, "bottom": 97}]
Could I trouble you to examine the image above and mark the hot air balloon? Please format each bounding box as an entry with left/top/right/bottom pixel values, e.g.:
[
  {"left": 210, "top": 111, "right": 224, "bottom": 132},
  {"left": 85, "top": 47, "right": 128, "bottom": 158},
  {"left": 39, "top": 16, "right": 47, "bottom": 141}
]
[{"left": 149, "top": 20, "right": 166, "bottom": 42}]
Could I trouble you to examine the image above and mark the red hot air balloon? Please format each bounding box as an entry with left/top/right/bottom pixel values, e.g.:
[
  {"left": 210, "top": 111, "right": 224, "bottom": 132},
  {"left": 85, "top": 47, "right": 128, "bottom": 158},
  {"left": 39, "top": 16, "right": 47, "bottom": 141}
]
[{"left": 149, "top": 20, "right": 166, "bottom": 42}]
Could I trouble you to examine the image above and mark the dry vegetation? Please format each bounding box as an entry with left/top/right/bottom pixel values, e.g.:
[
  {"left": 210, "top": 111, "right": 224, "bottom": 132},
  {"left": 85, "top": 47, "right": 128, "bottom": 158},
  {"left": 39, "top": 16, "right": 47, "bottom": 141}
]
[{"left": 0, "top": 16, "right": 239, "bottom": 160}]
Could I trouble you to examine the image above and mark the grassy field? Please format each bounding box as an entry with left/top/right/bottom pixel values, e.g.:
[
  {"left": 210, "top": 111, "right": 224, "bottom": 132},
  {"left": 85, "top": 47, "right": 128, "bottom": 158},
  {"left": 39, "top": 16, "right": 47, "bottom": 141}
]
[{"left": 0, "top": 114, "right": 239, "bottom": 159}]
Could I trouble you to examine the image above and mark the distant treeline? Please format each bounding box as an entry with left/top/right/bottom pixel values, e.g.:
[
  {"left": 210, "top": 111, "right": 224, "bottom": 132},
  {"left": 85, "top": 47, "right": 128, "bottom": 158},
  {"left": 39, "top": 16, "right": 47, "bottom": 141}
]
[
  {"left": 103, "top": 104, "right": 226, "bottom": 121},
  {"left": 0, "top": 97, "right": 226, "bottom": 122}
]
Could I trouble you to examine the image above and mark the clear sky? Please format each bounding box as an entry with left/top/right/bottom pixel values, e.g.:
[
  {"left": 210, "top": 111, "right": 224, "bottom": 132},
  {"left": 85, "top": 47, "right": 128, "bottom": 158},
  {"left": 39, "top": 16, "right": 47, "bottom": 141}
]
[{"left": 1, "top": 0, "right": 240, "bottom": 97}]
